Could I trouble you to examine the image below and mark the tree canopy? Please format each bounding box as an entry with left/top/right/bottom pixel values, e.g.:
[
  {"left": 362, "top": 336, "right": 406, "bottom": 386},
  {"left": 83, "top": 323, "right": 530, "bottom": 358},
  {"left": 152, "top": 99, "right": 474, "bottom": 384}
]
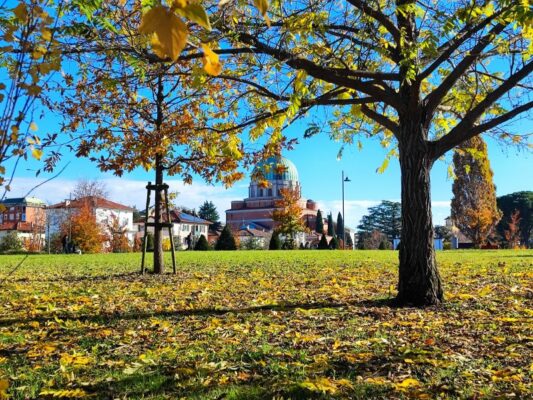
[{"left": 357, "top": 200, "right": 401, "bottom": 240}]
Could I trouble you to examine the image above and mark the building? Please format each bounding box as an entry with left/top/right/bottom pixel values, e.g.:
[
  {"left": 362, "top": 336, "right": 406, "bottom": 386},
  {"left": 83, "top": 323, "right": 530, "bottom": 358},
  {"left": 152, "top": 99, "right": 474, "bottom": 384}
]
[
  {"left": 0, "top": 197, "right": 47, "bottom": 250},
  {"left": 226, "top": 156, "right": 319, "bottom": 234},
  {"left": 136, "top": 209, "right": 212, "bottom": 250},
  {"left": 48, "top": 196, "right": 135, "bottom": 243}
]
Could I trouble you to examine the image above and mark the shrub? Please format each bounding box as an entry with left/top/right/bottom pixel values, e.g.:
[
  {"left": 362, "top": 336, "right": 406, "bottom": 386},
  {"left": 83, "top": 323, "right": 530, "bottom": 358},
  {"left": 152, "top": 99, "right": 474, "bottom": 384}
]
[
  {"left": 329, "top": 236, "right": 339, "bottom": 250},
  {"left": 162, "top": 238, "right": 172, "bottom": 251},
  {"left": 0, "top": 232, "right": 23, "bottom": 252},
  {"left": 215, "top": 225, "right": 237, "bottom": 250},
  {"left": 146, "top": 233, "right": 154, "bottom": 252},
  {"left": 269, "top": 231, "right": 281, "bottom": 250},
  {"left": 194, "top": 234, "right": 209, "bottom": 251},
  {"left": 317, "top": 234, "right": 328, "bottom": 249},
  {"left": 379, "top": 240, "right": 391, "bottom": 250}
]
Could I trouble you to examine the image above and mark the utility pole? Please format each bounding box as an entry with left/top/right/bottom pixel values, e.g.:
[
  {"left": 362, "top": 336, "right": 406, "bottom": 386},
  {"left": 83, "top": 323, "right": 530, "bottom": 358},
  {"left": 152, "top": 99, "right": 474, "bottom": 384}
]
[{"left": 342, "top": 171, "right": 351, "bottom": 250}]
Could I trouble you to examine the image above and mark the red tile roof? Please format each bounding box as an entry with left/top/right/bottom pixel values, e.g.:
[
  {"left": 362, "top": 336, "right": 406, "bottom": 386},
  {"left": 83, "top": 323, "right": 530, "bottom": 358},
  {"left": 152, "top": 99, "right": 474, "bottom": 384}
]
[{"left": 49, "top": 196, "right": 134, "bottom": 212}]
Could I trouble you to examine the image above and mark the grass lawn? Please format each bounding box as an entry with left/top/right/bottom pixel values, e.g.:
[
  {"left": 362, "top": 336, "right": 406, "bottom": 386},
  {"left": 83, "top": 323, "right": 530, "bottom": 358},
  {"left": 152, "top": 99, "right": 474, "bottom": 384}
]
[{"left": 0, "top": 250, "right": 531, "bottom": 399}]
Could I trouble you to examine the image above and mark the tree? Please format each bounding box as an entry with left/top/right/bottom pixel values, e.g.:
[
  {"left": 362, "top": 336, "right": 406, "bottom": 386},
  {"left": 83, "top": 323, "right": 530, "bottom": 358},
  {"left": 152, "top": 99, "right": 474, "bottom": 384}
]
[
  {"left": 72, "top": 179, "right": 108, "bottom": 199},
  {"left": 451, "top": 137, "right": 501, "bottom": 248},
  {"left": 0, "top": 1, "right": 62, "bottom": 196},
  {"left": 336, "top": 212, "right": 344, "bottom": 238},
  {"left": 357, "top": 230, "right": 389, "bottom": 250},
  {"left": 503, "top": 210, "right": 521, "bottom": 249},
  {"left": 63, "top": 203, "right": 105, "bottom": 253},
  {"left": 327, "top": 213, "right": 334, "bottom": 237},
  {"left": 58, "top": 1, "right": 277, "bottom": 274},
  {"left": 198, "top": 201, "right": 221, "bottom": 231},
  {"left": 0, "top": 231, "right": 23, "bottom": 253},
  {"left": 219, "top": 0, "right": 532, "bottom": 305},
  {"left": 434, "top": 225, "right": 452, "bottom": 242},
  {"left": 269, "top": 231, "right": 281, "bottom": 250},
  {"left": 272, "top": 187, "right": 307, "bottom": 249},
  {"left": 317, "top": 234, "right": 329, "bottom": 249},
  {"left": 105, "top": 214, "right": 130, "bottom": 253},
  {"left": 194, "top": 234, "right": 209, "bottom": 251},
  {"left": 315, "top": 209, "right": 324, "bottom": 234},
  {"left": 329, "top": 236, "right": 339, "bottom": 250},
  {"left": 146, "top": 233, "right": 154, "bottom": 252},
  {"left": 215, "top": 225, "right": 237, "bottom": 250},
  {"left": 357, "top": 201, "right": 401, "bottom": 240},
  {"left": 497, "top": 192, "right": 532, "bottom": 248},
  {"left": 345, "top": 231, "right": 354, "bottom": 249}
]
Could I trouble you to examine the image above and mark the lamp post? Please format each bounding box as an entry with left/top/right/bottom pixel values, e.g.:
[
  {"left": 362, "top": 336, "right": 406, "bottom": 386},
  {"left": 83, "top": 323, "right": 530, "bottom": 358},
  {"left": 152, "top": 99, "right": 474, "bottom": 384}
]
[{"left": 342, "top": 171, "right": 351, "bottom": 249}]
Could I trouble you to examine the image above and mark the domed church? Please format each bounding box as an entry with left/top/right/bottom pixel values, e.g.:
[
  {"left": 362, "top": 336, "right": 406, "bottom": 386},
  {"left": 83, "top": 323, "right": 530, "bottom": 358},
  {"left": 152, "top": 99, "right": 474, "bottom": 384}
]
[{"left": 226, "top": 156, "right": 319, "bottom": 231}]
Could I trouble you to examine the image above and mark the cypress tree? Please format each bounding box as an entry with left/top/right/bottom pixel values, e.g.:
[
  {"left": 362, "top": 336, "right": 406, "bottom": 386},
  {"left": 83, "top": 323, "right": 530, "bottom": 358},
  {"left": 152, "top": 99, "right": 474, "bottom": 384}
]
[
  {"left": 317, "top": 234, "right": 328, "bottom": 249},
  {"left": 146, "top": 232, "right": 154, "bottom": 252},
  {"left": 315, "top": 209, "right": 324, "bottom": 234},
  {"left": 215, "top": 225, "right": 237, "bottom": 250},
  {"left": 269, "top": 231, "right": 281, "bottom": 250},
  {"left": 327, "top": 213, "right": 334, "bottom": 236},
  {"left": 194, "top": 234, "right": 209, "bottom": 250},
  {"left": 345, "top": 231, "right": 354, "bottom": 249},
  {"left": 336, "top": 212, "right": 344, "bottom": 237},
  {"left": 329, "top": 236, "right": 339, "bottom": 249}
]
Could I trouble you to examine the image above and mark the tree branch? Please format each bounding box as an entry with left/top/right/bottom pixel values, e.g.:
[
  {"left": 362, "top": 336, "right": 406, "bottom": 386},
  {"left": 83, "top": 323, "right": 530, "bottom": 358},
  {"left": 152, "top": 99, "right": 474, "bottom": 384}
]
[
  {"left": 360, "top": 105, "right": 399, "bottom": 136},
  {"left": 346, "top": 0, "right": 401, "bottom": 45}
]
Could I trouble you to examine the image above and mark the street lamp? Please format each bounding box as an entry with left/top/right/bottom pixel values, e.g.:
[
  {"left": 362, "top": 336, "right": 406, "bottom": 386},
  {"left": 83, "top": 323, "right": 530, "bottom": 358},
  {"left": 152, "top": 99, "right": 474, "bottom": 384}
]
[{"left": 342, "top": 171, "right": 351, "bottom": 250}]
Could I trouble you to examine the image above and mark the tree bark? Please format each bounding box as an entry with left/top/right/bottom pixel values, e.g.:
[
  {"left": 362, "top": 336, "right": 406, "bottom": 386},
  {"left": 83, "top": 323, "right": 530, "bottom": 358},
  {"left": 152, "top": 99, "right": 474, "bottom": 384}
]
[
  {"left": 153, "top": 155, "right": 164, "bottom": 274},
  {"left": 397, "top": 133, "right": 443, "bottom": 306}
]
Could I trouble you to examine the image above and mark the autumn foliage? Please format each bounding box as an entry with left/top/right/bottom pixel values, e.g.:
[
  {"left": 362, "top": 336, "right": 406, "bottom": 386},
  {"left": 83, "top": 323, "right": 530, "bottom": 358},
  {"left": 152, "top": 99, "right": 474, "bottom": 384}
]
[
  {"left": 272, "top": 187, "right": 307, "bottom": 249},
  {"left": 451, "top": 137, "right": 502, "bottom": 248},
  {"left": 62, "top": 204, "right": 105, "bottom": 253}
]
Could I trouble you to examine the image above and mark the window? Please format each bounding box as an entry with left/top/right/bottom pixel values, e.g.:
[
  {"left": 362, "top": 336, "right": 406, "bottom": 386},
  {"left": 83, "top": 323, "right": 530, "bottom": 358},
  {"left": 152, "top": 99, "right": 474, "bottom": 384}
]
[
  {"left": 9, "top": 214, "right": 14, "bottom": 220},
  {"left": 258, "top": 189, "right": 263, "bottom": 197},
  {"left": 21, "top": 213, "right": 26, "bottom": 222},
  {"left": 267, "top": 188, "right": 272, "bottom": 197}
]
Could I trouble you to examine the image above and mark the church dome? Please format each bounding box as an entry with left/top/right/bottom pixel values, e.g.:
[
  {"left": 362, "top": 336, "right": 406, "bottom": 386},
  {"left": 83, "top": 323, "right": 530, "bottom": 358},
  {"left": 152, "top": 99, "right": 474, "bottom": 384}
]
[{"left": 252, "top": 156, "right": 299, "bottom": 182}]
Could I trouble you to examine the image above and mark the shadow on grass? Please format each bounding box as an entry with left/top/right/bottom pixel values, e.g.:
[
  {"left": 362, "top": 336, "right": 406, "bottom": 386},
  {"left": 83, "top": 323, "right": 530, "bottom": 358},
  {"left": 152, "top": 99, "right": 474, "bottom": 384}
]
[{"left": 0, "top": 298, "right": 396, "bottom": 328}]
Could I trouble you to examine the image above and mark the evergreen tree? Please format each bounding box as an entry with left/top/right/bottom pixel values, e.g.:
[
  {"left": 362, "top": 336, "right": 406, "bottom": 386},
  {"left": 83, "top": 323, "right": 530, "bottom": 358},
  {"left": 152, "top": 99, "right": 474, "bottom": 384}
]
[
  {"left": 198, "top": 201, "right": 221, "bottom": 230},
  {"left": 0, "top": 232, "right": 23, "bottom": 252},
  {"left": 451, "top": 137, "right": 502, "bottom": 248},
  {"left": 327, "top": 213, "right": 334, "bottom": 237},
  {"left": 357, "top": 201, "right": 401, "bottom": 240},
  {"left": 329, "top": 236, "right": 339, "bottom": 250},
  {"left": 336, "top": 212, "right": 344, "bottom": 237},
  {"left": 345, "top": 231, "right": 354, "bottom": 249},
  {"left": 315, "top": 209, "right": 324, "bottom": 234},
  {"left": 194, "top": 234, "right": 209, "bottom": 251},
  {"left": 269, "top": 231, "right": 281, "bottom": 250},
  {"left": 317, "top": 234, "right": 328, "bottom": 250},
  {"left": 215, "top": 225, "right": 237, "bottom": 250}
]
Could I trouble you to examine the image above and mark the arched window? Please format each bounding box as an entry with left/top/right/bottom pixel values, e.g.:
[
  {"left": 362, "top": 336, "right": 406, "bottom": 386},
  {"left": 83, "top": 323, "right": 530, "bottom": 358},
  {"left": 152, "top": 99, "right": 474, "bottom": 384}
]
[
  {"left": 259, "top": 189, "right": 263, "bottom": 197},
  {"left": 267, "top": 188, "right": 273, "bottom": 197}
]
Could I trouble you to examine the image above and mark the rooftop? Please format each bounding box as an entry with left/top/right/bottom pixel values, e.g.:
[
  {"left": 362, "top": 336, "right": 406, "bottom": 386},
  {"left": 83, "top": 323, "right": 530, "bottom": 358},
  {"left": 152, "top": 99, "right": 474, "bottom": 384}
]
[{"left": 49, "top": 196, "right": 134, "bottom": 212}]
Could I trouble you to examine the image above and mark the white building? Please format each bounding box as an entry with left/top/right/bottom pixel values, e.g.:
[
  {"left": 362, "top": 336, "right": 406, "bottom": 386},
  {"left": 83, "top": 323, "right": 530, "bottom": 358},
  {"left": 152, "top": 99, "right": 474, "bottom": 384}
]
[
  {"left": 48, "top": 196, "right": 135, "bottom": 243},
  {"left": 136, "top": 210, "right": 212, "bottom": 250}
]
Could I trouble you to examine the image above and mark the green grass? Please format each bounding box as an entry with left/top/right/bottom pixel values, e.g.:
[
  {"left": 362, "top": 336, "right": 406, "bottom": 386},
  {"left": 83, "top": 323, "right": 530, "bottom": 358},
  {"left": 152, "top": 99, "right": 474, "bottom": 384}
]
[{"left": 0, "top": 250, "right": 531, "bottom": 399}]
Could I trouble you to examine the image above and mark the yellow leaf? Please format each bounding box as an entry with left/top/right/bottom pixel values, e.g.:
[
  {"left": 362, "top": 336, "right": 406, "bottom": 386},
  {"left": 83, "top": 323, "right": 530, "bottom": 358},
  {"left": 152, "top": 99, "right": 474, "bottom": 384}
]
[
  {"left": 30, "top": 122, "right": 38, "bottom": 131},
  {"left": 176, "top": 3, "right": 211, "bottom": 30},
  {"left": 139, "top": 6, "right": 188, "bottom": 61},
  {"left": 31, "top": 148, "right": 43, "bottom": 160},
  {"left": 12, "top": 2, "right": 28, "bottom": 22},
  {"left": 395, "top": 377, "right": 421, "bottom": 391},
  {"left": 253, "top": 0, "right": 269, "bottom": 17},
  {"left": 202, "top": 44, "right": 222, "bottom": 76}
]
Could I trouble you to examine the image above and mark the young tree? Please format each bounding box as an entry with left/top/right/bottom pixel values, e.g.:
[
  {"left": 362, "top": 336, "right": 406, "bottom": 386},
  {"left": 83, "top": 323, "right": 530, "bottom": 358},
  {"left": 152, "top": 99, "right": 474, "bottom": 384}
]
[
  {"left": 198, "top": 201, "right": 221, "bottom": 230},
  {"left": 218, "top": 0, "right": 532, "bottom": 305},
  {"left": 58, "top": 1, "right": 277, "bottom": 273},
  {"left": 105, "top": 214, "right": 130, "bottom": 253},
  {"left": 63, "top": 203, "right": 105, "bottom": 253},
  {"left": 317, "top": 233, "right": 329, "bottom": 249},
  {"left": 215, "top": 225, "right": 237, "bottom": 250},
  {"left": 497, "top": 192, "right": 532, "bottom": 248},
  {"left": 315, "top": 209, "right": 324, "bottom": 234},
  {"left": 272, "top": 187, "right": 307, "bottom": 249},
  {"left": 329, "top": 235, "right": 339, "bottom": 250},
  {"left": 451, "top": 137, "right": 501, "bottom": 248},
  {"left": 0, "top": 231, "right": 23, "bottom": 252},
  {"left": 194, "top": 234, "right": 209, "bottom": 251},
  {"left": 269, "top": 230, "right": 281, "bottom": 250},
  {"left": 326, "top": 213, "right": 334, "bottom": 237},
  {"left": 336, "top": 212, "right": 344, "bottom": 238}
]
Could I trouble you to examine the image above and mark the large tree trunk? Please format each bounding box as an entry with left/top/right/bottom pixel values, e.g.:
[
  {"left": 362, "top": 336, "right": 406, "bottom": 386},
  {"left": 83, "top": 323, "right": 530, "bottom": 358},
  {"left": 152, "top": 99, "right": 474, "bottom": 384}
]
[
  {"left": 153, "top": 155, "right": 164, "bottom": 274},
  {"left": 397, "top": 136, "right": 443, "bottom": 306}
]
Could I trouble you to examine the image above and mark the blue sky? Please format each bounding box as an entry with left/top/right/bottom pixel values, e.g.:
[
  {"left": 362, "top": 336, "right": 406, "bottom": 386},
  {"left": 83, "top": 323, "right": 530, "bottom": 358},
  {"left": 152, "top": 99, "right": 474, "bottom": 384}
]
[{"left": 4, "top": 110, "right": 532, "bottom": 229}]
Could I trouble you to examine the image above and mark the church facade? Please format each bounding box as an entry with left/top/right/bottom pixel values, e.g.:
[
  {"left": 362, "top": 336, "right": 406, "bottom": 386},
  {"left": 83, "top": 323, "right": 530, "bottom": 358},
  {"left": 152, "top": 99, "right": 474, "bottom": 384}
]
[{"left": 226, "top": 156, "right": 320, "bottom": 232}]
